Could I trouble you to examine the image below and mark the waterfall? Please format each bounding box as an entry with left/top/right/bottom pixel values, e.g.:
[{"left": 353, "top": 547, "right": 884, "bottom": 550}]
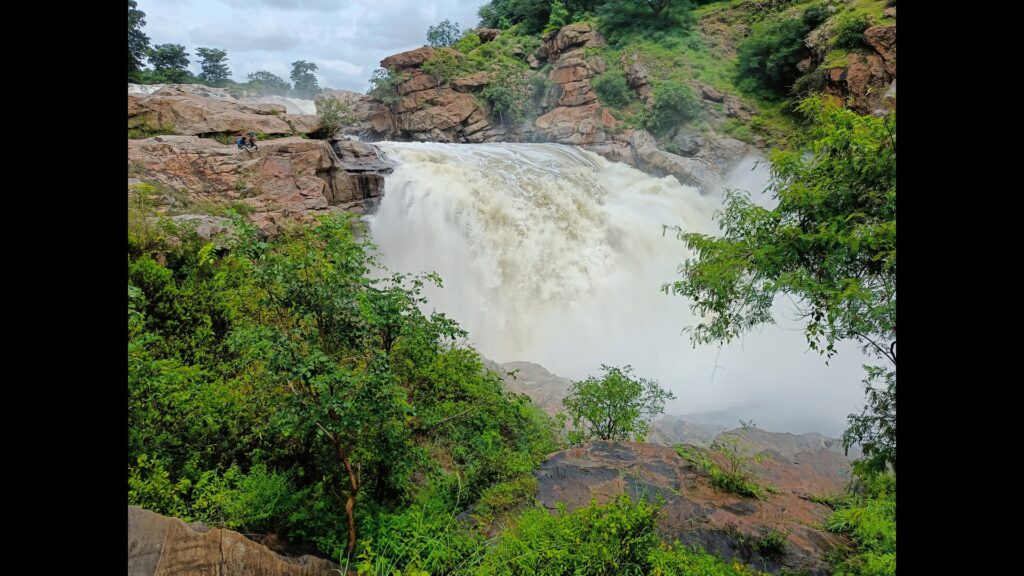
[{"left": 368, "top": 142, "right": 866, "bottom": 436}]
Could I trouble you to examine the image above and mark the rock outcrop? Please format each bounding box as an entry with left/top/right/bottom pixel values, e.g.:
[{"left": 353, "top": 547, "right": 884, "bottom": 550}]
[
  {"left": 128, "top": 84, "right": 321, "bottom": 137},
  {"left": 128, "top": 135, "right": 392, "bottom": 235},
  {"left": 535, "top": 441, "right": 849, "bottom": 576},
  {"left": 533, "top": 23, "right": 619, "bottom": 145},
  {"left": 128, "top": 506, "right": 339, "bottom": 576},
  {"left": 819, "top": 24, "right": 896, "bottom": 113}
]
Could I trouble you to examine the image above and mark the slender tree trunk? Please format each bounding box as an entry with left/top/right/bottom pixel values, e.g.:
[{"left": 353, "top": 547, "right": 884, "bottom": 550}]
[{"left": 337, "top": 443, "right": 359, "bottom": 558}]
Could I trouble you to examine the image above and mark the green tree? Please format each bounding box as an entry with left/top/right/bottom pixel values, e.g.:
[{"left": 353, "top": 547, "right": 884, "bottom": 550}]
[
  {"left": 646, "top": 79, "right": 701, "bottom": 135},
  {"left": 544, "top": 0, "right": 570, "bottom": 34},
  {"left": 665, "top": 97, "right": 896, "bottom": 471},
  {"left": 317, "top": 97, "right": 353, "bottom": 138},
  {"left": 149, "top": 44, "right": 191, "bottom": 83},
  {"left": 735, "top": 16, "right": 811, "bottom": 98},
  {"left": 563, "top": 364, "right": 675, "bottom": 443},
  {"left": 128, "top": 0, "right": 150, "bottom": 76},
  {"left": 247, "top": 71, "right": 291, "bottom": 95},
  {"left": 367, "top": 68, "right": 407, "bottom": 109},
  {"left": 426, "top": 19, "right": 461, "bottom": 47},
  {"left": 290, "top": 60, "right": 320, "bottom": 98},
  {"left": 481, "top": 64, "right": 527, "bottom": 126},
  {"left": 196, "top": 47, "right": 230, "bottom": 85}
]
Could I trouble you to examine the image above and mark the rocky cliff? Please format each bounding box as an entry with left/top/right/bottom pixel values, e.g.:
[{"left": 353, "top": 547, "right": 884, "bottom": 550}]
[{"left": 129, "top": 85, "right": 393, "bottom": 236}]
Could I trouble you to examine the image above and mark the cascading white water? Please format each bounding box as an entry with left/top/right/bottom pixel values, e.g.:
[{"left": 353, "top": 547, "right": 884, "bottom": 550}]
[
  {"left": 127, "top": 83, "right": 317, "bottom": 115},
  {"left": 369, "top": 142, "right": 866, "bottom": 436},
  {"left": 249, "top": 95, "right": 317, "bottom": 115}
]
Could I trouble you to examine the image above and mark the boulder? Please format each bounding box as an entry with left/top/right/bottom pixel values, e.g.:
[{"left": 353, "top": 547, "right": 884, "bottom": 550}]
[
  {"left": 381, "top": 46, "right": 437, "bottom": 70},
  {"left": 128, "top": 506, "right": 338, "bottom": 576},
  {"left": 475, "top": 27, "right": 501, "bottom": 42}
]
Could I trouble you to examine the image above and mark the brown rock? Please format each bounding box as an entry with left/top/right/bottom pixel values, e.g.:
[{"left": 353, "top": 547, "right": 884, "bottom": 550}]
[
  {"left": 452, "top": 71, "right": 491, "bottom": 93},
  {"left": 129, "top": 91, "right": 300, "bottom": 137},
  {"left": 475, "top": 27, "right": 501, "bottom": 42},
  {"left": 700, "top": 84, "right": 726, "bottom": 103},
  {"left": 558, "top": 80, "right": 597, "bottom": 107},
  {"left": 282, "top": 114, "right": 322, "bottom": 134},
  {"left": 864, "top": 25, "right": 896, "bottom": 73},
  {"left": 398, "top": 72, "right": 441, "bottom": 95},
  {"left": 127, "top": 136, "right": 391, "bottom": 234},
  {"left": 535, "top": 104, "right": 616, "bottom": 145},
  {"left": 128, "top": 506, "right": 339, "bottom": 576},
  {"left": 883, "top": 6, "right": 896, "bottom": 18},
  {"left": 544, "top": 22, "right": 606, "bottom": 57},
  {"left": 381, "top": 46, "right": 437, "bottom": 70}
]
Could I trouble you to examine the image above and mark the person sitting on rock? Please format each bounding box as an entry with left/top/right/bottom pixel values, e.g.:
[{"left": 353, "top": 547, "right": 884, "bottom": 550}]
[
  {"left": 245, "top": 132, "right": 259, "bottom": 152},
  {"left": 236, "top": 134, "right": 248, "bottom": 150}
]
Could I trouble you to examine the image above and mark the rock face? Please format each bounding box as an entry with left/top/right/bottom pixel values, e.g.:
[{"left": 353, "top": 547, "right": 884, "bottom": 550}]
[
  {"left": 128, "top": 84, "right": 322, "bottom": 137},
  {"left": 535, "top": 441, "right": 849, "bottom": 576},
  {"left": 128, "top": 135, "right": 392, "bottom": 235},
  {"left": 128, "top": 506, "right": 339, "bottom": 576},
  {"left": 533, "top": 23, "right": 618, "bottom": 145},
  {"left": 489, "top": 360, "right": 573, "bottom": 418},
  {"left": 820, "top": 25, "right": 896, "bottom": 113}
]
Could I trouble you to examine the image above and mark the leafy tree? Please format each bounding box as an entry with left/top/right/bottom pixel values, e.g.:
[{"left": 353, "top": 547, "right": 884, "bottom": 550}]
[
  {"left": 664, "top": 97, "right": 896, "bottom": 471},
  {"left": 479, "top": 0, "right": 554, "bottom": 34},
  {"left": 317, "top": 97, "right": 353, "bottom": 138},
  {"left": 426, "top": 19, "right": 461, "bottom": 47},
  {"left": 149, "top": 44, "right": 191, "bottom": 83},
  {"left": 481, "top": 64, "right": 528, "bottom": 126},
  {"left": 544, "top": 0, "right": 570, "bottom": 34},
  {"left": 246, "top": 70, "right": 291, "bottom": 96},
  {"left": 735, "top": 16, "right": 811, "bottom": 98},
  {"left": 290, "top": 60, "right": 320, "bottom": 98},
  {"left": 563, "top": 364, "right": 675, "bottom": 443},
  {"left": 128, "top": 0, "right": 150, "bottom": 76},
  {"left": 597, "top": 0, "right": 694, "bottom": 45},
  {"left": 196, "top": 47, "right": 230, "bottom": 85},
  {"left": 367, "top": 68, "right": 407, "bottom": 109}
]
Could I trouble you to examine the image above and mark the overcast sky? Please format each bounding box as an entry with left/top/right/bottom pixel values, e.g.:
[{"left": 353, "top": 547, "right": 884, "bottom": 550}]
[{"left": 137, "top": 0, "right": 489, "bottom": 92}]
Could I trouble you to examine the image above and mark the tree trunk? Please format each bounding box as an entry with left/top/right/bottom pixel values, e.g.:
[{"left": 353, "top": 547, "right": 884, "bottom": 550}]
[{"left": 338, "top": 444, "right": 359, "bottom": 558}]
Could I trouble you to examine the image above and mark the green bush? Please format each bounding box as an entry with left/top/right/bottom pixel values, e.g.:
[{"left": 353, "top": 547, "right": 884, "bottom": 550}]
[
  {"left": 833, "top": 16, "right": 871, "bottom": 50},
  {"left": 478, "top": 495, "right": 767, "bottom": 575},
  {"left": 368, "top": 68, "right": 408, "bottom": 108},
  {"left": 452, "top": 31, "right": 482, "bottom": 54},
  {"left": 646, "top": 80, "right": 701, "bottom": 135},
  {"left": 317, "top": 97, "right": 353, "bottom": 138},
  {"left": 482, "top": 64, "right": 528, "bottom": 125},
  {"left": 802, "top": 5, "right": 831, "bottom": 29},
  {"left": 422, "top": 49, "right": 466, "bottom": 85},
  {"left": 735, "top": 17, "right": 811, "bottom": 98},
  {"left": 593, "top": 70, "right": 635, "bottom": 108},
  {"left": 826, "top": 468, "right": 896, "bottom": 576}
]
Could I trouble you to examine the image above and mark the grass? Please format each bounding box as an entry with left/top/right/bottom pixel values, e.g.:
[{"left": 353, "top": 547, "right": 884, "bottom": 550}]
[{"left": 675, "top": 445, "right": 771, "bottom": 500}]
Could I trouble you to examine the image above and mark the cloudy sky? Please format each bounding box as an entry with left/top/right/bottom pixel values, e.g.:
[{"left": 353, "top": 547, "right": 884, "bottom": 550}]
[{"left": 137, "top": 0, "right": 489, "bottom": 92}]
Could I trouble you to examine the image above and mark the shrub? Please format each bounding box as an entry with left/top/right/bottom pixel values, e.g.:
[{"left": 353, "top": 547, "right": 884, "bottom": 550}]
[
  {"left": 646, "top": 80, "right": 701, "bottom": 135},
  {"left": 317, "top": 97, "right": 353, "bottom": 138},
  {"left": 735, "top": 17, "right": 812, "bottom": 98},
  {"left": 833, "top": 16, "right": 871, "bottom": 50},
  {"left": 593, "top": 70, "right": 635, "bottom": 108}
]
